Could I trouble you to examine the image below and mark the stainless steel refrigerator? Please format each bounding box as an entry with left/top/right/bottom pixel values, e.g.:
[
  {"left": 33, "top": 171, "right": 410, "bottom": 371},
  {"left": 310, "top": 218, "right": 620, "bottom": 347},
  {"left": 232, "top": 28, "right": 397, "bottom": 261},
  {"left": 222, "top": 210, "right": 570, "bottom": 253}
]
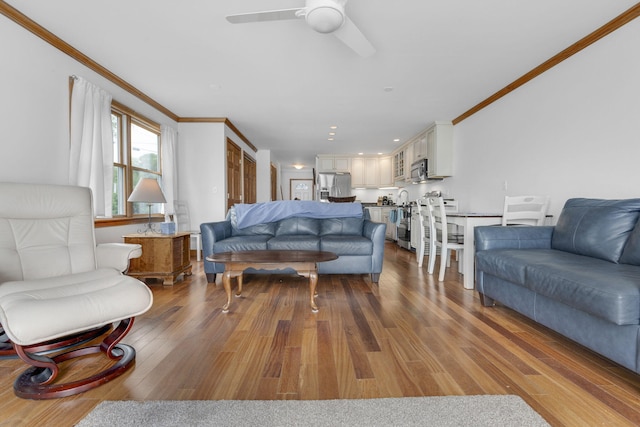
[{"left": 317, "top": 172, "right": 352, "bottom": 201}]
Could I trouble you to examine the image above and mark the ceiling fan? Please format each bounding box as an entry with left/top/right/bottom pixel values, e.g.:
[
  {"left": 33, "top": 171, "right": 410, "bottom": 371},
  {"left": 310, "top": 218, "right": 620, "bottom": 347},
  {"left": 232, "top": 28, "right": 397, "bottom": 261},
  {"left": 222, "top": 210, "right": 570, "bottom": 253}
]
[{"left": 226, "top": 0, "right": 376, "bottom": 57}]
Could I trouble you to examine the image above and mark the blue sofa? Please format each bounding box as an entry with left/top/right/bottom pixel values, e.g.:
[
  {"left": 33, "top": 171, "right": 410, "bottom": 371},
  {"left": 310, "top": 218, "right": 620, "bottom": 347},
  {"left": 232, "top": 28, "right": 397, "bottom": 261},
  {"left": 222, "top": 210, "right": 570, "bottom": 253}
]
[
  {"left": 475, "top": 198, "right": 640, "bottom": 374},
  {"left": 201, "top": 202, "right": 386, "bottom": 284}
]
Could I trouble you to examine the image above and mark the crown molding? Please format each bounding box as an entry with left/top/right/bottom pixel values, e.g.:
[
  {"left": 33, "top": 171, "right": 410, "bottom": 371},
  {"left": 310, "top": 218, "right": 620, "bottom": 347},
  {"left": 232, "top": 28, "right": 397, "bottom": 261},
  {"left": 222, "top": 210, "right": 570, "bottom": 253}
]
[
  {"left": 453, "top": 3, "right": 640, "bottom": 125},
  {"left": 0, "top": 1, "right": 255, "bottom": 151},
  {"left": 178, "top": 118, "right": 256, "bottom": 152}
]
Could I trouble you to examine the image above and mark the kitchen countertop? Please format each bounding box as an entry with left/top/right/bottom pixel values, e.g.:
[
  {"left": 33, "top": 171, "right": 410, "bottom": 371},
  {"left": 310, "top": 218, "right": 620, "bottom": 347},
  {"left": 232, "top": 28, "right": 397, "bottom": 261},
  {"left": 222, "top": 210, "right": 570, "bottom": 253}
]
[{"left": 361, "top": 203, "right": 396, "bottom": 207}]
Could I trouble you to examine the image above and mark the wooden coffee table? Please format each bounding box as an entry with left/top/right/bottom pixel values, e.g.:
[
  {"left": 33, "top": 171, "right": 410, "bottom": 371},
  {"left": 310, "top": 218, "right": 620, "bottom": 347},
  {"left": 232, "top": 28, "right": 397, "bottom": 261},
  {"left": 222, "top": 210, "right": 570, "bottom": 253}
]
[{"left": 206, "top": 250, "right": 338, "bottom": 313}]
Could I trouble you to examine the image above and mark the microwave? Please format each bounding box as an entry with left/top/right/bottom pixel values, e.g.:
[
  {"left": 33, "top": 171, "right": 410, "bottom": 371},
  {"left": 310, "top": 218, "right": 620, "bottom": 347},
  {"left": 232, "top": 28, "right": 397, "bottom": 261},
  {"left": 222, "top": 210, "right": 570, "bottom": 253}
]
[{"left": 410, "top": 159, "right": 428, "bottom": 182}]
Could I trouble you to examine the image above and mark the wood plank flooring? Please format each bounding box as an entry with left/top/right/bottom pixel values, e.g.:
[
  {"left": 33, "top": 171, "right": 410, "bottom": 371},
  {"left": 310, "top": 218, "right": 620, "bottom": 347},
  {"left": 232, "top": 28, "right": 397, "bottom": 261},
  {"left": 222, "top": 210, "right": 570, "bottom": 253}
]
[{"left": 1, "top": 242, "right": 640, "bottom": 426}]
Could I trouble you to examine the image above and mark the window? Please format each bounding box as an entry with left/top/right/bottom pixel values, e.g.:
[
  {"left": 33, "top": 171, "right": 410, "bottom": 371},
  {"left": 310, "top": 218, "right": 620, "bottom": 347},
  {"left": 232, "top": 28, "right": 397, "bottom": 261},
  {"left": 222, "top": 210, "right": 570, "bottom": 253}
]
[{"left": 110, "top": 102, "right": 162, "bottom": 219}]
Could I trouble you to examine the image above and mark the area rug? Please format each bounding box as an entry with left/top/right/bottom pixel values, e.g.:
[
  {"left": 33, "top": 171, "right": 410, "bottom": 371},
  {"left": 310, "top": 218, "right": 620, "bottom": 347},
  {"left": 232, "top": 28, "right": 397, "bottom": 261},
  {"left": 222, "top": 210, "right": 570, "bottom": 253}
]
[{"left": 76, "top": 395, "right": 550, "bottom": 426}]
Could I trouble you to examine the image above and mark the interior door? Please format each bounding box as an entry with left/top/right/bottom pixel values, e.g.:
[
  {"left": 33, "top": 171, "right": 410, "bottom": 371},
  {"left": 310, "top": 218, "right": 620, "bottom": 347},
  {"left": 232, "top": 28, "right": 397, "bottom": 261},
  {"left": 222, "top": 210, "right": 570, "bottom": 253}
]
[
  {"left": 226, "top": 139, "right": 242, "bottom": 208},
  {"left": 270, "top": 163, "right": 278, "bottom": 201},
  {"left": 290, "top": 179, "right": 314, "bottom": 200},
  {"left": 243, "top": 153, "right": 256, "bottom": 204}
]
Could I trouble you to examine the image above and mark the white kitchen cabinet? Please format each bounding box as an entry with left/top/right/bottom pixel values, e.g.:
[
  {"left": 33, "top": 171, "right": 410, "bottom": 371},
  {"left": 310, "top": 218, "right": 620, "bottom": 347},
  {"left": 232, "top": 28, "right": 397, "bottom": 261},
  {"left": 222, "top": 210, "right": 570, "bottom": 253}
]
[
  {"left": 367, "top": 207, "right": 383, "bottom": 223},
  {"left": 382, "top": 206, "right": 395, "bottom": 240},
  {"left": 394, "top": 144, "right": 413, "bottom": 182},
  {"left": 351, "top": 157, "right": 365, "bottom": 187},
  {"left": 393, "top": 149, "right": 405, "bottom": 181},
  {"left": 426, "top": 121, "right": 453, "bottom": 178},
  {"left": 378, "top": 156, "right": 393, "bottom": 187},
  {"left": 352, "top": 156, "right": 391, "bottom": 188},
  {"left": 413, "top": 133, "right": 427, "bottom": 162},
  {"left": 316, "top": 156, "right": 351, "bottom": 172},
  {"left": 364, "top": 157, "right": 378, "bottom": 186}
]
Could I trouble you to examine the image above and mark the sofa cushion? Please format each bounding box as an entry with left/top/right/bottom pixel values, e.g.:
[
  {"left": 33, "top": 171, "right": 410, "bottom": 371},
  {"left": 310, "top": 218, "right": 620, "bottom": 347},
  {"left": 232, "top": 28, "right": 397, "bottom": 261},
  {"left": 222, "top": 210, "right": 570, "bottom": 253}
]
[
  {"left": 478, "top": 248, "right": 640, "bottom": 325},
  {"left": 320, "top": 235, "right": 372, "bottom": 256},
  {"left": 231, "top": 222, "right": 276, "bottom": 237},
  {"left": 551, "top": 198, "right": 640, "bottom": 263},
  {"left": 213, "top": 235, "right": 270, "bottom": 252},
  {"left": 228, "top": 206, "right": 276, "bottom": 237},
  {"left": 275, "top": 217, "right": 320, "bottom": 236},
  {"left": 524, "top": 257, "right": 640, "bottom": 326},
  {"left": 477, "top": 249, "right": 547, "bottom": 286},
  {"left": 320, "top": 217, "right": 364, "bottom": 236},
  {"left": 267, "top": 235, "right": 320, "bottom": 251}
]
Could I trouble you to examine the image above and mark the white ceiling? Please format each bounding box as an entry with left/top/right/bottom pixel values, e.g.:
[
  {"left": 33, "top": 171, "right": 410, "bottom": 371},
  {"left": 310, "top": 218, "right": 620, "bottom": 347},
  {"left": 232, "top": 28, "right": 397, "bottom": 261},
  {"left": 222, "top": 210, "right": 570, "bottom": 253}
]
[{"left": 5, "top": 1, "right": 638, "bottom": 169}]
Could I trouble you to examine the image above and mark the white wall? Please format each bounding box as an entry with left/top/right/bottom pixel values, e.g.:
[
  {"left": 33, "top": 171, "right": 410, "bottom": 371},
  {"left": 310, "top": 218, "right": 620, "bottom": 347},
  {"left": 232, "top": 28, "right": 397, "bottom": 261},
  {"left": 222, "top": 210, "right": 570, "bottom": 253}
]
[
  {"left": 4, "top": 11, "right": 640, "bottom": 240},
  {"left": 0, "top": 14, "right": 179, "bottom": 243},
  {"left": 177, "top": 122, "right": 269, "bottom": 232},
  {"left": 256, "top": 149, "right": 272, "bottom": 202},
  {"left": 447, "top": 18, "right": 640, "bottom": 221},
  {"left": 177, "top": 122, "right": 227, "bottom": 230}
]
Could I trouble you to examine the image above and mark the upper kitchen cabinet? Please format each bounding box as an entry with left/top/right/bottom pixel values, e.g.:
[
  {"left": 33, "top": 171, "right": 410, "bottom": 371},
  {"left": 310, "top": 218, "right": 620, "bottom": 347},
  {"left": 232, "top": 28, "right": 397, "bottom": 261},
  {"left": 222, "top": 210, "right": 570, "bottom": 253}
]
[
  {"left": 412, "top": 133, "right": 427, "bottom": 162},
  {"left": 352, "top": 156, "right": 393, "bottom": 188},
  {"left": 378, "top": 156, "right": 393, "bottom": 187},
  {"left": 316, "top": 155, "right": 351, "bottom": 172},
  {"left": 393, "top": 144, "right": 413, "bottom": 183},
  {"left": 426, "top": 121, "right": 453, "bottom": 178}
]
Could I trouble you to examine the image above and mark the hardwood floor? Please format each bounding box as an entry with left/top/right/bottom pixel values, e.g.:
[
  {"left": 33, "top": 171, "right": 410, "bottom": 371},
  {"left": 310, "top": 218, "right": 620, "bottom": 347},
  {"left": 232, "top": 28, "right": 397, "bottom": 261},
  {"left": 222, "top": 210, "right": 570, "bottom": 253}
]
[{"left": 2, "top": 242, "right": 640, "bottom": 426}]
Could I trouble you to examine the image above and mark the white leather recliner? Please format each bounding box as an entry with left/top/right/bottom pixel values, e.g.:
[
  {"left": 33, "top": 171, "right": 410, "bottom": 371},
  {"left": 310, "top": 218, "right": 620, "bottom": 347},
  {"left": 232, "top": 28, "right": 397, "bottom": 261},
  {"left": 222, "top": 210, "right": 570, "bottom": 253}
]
[{"left": 0, "top": 182, "right": 153, "bottom": 399}]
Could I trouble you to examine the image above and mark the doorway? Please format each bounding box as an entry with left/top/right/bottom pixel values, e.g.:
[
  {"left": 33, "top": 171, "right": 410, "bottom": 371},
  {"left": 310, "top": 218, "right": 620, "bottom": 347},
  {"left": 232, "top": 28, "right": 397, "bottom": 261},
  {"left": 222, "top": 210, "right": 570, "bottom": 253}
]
[
  {"left": 290, "top": 179, "right": 314, "bottom": 200},
  {"left": 226, "top": 139, "right": 242, "bottom": 209}
]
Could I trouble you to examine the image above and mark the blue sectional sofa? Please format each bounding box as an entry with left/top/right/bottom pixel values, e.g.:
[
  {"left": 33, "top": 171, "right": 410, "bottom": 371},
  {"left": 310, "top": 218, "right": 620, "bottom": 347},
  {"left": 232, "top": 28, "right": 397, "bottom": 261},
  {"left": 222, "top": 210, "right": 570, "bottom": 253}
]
[
  {"left": 475, "top": 198, "right": 640, "bottom": 374},
  {"left": 201, "top": 201, "right": 386, "bottom": 284}
]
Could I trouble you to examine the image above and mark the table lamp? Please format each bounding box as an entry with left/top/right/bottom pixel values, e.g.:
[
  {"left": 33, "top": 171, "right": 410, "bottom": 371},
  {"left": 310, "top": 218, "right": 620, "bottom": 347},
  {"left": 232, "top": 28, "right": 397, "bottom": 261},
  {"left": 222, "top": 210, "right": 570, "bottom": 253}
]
[{"left": 128, "top": 178, "right": 167, "bottom": 233}]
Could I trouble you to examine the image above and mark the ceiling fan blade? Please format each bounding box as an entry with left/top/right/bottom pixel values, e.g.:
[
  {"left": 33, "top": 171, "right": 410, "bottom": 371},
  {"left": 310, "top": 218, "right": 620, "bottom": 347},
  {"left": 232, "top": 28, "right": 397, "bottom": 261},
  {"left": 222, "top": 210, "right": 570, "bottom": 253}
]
[
  {"left": 226, "top": 8, "right": 303, "bottom": 24},
  {"left": 333, "top": 16, "right": 376, "bottom": 57}
]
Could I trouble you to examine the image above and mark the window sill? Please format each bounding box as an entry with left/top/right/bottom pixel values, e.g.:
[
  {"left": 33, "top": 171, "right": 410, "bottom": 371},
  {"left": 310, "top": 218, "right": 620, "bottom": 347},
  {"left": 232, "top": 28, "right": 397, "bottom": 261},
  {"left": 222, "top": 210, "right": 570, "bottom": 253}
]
[{"left": 95, "top": 216, "right": 164, "bottom": 228}]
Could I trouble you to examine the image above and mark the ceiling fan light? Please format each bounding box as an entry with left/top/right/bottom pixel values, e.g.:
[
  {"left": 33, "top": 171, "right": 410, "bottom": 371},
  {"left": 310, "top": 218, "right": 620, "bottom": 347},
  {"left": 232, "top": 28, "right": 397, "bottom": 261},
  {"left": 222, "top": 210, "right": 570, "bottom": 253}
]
[{"left": 306, "top": 6, "right": 344, "bottom": 33}]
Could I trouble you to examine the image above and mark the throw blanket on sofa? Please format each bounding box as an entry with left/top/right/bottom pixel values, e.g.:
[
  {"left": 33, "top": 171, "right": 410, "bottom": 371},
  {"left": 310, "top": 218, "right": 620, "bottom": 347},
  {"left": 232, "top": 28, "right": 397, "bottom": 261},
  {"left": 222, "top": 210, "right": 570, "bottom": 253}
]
[{"left": 233, "top": 201, "right": 363, "bottom": 229}]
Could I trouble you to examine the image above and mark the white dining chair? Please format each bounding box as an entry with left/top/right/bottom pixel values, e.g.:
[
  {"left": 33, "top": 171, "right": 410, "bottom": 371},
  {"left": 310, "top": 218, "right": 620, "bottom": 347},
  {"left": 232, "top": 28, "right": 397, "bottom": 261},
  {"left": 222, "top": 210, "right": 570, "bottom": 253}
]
[
  {"left": 414, "top": 198, "right": 431, "bottom": 268},
  {"left": 502, "top": 195, "right": 550, "bottom": 226},
  {"left": 174, "top": 200, "right": 202, "bottom": 261},
  {"left": 426, "top": 196, "right": 464, "bottom": 281}
]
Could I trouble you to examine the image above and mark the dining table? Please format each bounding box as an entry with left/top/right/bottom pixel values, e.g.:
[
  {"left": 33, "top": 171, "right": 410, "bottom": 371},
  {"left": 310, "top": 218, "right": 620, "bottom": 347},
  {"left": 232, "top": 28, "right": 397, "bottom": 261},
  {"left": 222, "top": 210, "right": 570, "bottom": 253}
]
[{"left": 445, "top": 212, "right": 503, "bottom": 290}]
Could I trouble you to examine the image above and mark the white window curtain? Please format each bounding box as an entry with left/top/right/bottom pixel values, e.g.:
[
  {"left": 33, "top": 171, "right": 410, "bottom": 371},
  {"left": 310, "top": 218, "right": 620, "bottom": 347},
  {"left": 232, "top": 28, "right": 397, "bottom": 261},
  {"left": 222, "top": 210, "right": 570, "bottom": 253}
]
[
  {"left": 161, "top": 125, "right": 178, "bottom": 214},
  {"left": 69, "top": 76, "right": 113, "bottom": 217}
]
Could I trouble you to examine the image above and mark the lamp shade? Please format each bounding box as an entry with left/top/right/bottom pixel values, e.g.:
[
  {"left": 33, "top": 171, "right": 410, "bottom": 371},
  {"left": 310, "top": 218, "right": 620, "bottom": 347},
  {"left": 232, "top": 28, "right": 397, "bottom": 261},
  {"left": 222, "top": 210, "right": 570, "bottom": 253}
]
[{"left": 128, "top": 178, "right": 167, "bottom": 203}]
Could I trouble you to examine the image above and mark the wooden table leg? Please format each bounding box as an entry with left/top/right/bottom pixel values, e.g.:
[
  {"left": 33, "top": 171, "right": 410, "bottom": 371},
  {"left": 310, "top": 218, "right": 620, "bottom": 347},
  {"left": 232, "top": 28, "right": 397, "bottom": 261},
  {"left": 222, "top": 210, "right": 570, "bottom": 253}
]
[
  {"left": 236, "top": 273, "right": 243, "bottom": 297},
  {"left": 222, "top": 270, "right": 232, "bottom": 313},
  {"left": 308, "top": 268, "right": 319, "bottom": 313}
]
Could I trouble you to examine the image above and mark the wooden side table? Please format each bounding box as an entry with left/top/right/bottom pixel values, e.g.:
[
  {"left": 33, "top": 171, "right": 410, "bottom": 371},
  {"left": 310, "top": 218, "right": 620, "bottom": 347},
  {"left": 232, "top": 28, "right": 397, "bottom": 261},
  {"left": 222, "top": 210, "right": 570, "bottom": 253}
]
[{"left": 123, "top": 232, "right": 192, "bottom": 285}]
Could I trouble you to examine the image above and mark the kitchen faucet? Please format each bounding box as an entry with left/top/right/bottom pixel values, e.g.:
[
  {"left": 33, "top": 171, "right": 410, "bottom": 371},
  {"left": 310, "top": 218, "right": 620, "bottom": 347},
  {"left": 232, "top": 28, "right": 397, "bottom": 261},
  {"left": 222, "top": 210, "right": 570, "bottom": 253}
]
[{"left": 398, "top": 189, "right": 409, "bottom": 206}]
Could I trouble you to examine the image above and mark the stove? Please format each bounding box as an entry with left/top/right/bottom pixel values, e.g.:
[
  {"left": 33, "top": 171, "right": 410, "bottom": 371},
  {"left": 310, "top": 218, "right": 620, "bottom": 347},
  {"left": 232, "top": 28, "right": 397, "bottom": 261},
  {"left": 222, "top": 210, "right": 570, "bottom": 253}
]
[{"left": 396, "top": 203, "right": 413, "bottom": 250}]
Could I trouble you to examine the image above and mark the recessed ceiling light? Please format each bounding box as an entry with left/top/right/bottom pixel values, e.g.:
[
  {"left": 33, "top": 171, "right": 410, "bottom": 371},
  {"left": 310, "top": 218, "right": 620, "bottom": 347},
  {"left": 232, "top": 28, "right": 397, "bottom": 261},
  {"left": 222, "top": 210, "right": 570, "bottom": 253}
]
[
  {"left": 329, "top": 132, "right": 336, "bottom": 136},
  {"left": 358, "top": 152, "right": 364, "bottom": 155},
  {"left": 328, "top": 138, "right": 334, "bottom": 141},
  {"left": 377, "top": 152, "right": 383, "bottom": 155},
  {"left": 330, "top": 125, "right": 338, "bottom": 129},
  {"left": 393, "top": 138, "right": 400, "bottom": 142},
  {"left": 293, "top": 164, "right": 304, "bottom": 170}
]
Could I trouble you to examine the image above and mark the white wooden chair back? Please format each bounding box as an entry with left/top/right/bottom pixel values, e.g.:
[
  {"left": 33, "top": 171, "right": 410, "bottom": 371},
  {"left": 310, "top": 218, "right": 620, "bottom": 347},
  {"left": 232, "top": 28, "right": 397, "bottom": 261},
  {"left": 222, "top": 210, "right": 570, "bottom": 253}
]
[
  {"left": 174, "top": 200, "right": 202, "bottom": 261},
  {"left": 501, "top": 196, "right": 550, "bottom": 226},
  {"left": 426, "top": 196, "right": 464, "bottom": 281},
  {"left": 414, "top": 198, "right": 432, "bottom": 268}
]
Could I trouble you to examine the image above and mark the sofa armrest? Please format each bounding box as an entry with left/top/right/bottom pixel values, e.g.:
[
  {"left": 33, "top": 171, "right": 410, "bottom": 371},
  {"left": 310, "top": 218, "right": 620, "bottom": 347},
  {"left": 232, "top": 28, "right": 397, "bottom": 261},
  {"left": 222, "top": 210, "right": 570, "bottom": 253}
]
[
  {"left": 474, "top": 225, "right": 554, "bottom": 252},
  {"left": 363, "top": 220, "right": 387, "bottom": 274},
  {"left": 200, "top": 220, "right": 233, "bottom": 259},
  {"left": 96, "top": 243, "right": 142, "bottom": 273}
]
